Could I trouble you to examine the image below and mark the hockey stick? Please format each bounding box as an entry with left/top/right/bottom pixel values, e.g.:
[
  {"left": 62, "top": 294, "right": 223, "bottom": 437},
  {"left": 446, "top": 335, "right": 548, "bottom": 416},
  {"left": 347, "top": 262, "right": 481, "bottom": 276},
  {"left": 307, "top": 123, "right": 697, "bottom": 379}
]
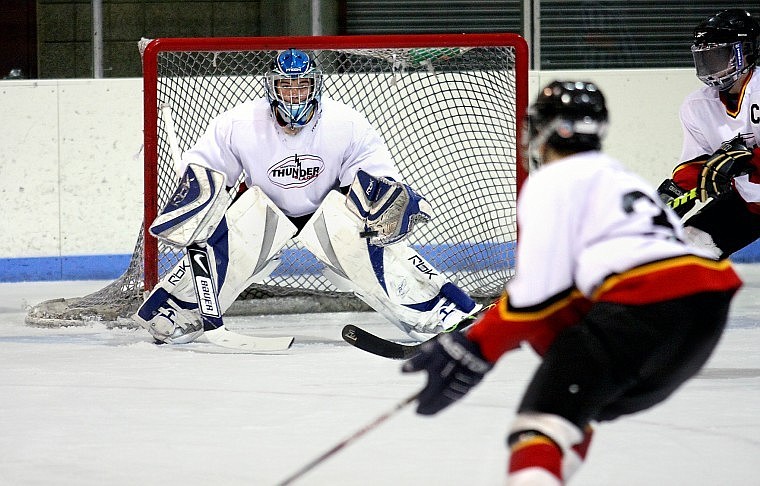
[
  {"left": 276, "top": 392, "right": 419, "bottom": 486},
  {"left": 161, "top": 105, "right": 294, "bottom": 353},
  {"left": 341, "top": 315, "right": 479, "bottom": 360},
  {"left": 341, "top": 303, "right": 495, "bottom": 360},
  {"left": 341, "top": 324, "right": 423, "bottom": 360},
  {"left": 658, "top": 178, "right": 718, "bottom": 221}
]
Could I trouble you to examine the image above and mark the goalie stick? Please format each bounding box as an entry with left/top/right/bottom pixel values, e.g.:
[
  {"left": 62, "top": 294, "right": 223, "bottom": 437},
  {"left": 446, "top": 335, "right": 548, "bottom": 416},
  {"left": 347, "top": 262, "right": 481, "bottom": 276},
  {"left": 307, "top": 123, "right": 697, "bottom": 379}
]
[
  {"left": 160, "top": 105, "right": 294, "bottom": 353},
  {"left": 202, "top": 327, "right": 294, "bottom": 353},
  {"left": 186, "top": 242, "right": 294, "bottom": 353}
]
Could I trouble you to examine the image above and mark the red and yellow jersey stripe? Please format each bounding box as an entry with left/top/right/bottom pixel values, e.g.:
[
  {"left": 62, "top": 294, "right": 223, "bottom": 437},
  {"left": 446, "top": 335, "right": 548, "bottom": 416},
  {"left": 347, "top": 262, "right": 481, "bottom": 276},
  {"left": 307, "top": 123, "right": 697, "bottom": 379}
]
[{"left": 467, "top": 255, "right": 741, "bottom": 364}]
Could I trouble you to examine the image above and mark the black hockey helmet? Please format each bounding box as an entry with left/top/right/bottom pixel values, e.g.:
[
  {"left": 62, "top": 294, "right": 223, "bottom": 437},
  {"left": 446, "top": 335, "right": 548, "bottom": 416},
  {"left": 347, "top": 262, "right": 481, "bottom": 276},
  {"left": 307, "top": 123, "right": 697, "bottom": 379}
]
[
  {"left": 692, "top": 9, "right": 760, "bottom": 90},
  {"left": 523, "top": 80, "right": 608, "bottom": 169}
]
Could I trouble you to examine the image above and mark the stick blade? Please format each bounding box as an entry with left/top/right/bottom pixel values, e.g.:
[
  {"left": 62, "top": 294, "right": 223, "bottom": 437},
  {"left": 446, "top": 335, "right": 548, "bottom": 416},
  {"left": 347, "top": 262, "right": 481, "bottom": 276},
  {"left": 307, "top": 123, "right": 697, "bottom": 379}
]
[
  {"left": 341, "top": 324, "right": 419, "bottom": 360},
  {"left": 204, "top": 327, "right": 294, "bottom": 353}
]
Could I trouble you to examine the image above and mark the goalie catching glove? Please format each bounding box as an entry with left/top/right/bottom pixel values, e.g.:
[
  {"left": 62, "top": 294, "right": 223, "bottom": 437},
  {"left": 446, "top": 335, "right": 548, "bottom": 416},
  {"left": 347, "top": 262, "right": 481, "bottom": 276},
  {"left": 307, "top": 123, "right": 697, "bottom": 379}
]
[
  {"left": 346, "top": 169, "right": 433, "bottom": 246},
  {"left": 697, "top": 134, "right": 755, "bottom": 203}
]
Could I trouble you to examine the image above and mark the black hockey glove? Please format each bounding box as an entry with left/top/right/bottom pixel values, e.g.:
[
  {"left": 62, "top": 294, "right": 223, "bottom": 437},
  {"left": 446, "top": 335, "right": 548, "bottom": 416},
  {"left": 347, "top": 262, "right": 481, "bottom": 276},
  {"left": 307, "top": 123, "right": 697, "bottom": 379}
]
[
  {"left": 698, "top": 135, "right": 754, "bottom": 203},
  {"left": 402, "top": 331, "right": 492, "bottom": 415}
]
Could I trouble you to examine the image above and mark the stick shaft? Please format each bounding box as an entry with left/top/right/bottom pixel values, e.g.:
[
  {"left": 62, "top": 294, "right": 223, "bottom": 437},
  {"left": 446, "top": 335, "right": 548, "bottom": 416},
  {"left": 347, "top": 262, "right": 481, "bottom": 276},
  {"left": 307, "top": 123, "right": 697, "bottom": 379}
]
[
  {"left": 276, "top": 392, "right": 418, "bottom": 486},
  {"left": 159, "top": 104, "right": 183, "bottom": 170}
]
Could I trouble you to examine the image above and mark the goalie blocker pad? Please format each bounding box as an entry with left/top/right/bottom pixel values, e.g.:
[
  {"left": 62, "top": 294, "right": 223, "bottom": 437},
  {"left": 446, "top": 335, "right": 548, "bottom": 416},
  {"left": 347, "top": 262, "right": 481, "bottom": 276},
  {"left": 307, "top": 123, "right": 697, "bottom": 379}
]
[
  {"left": 150, "top": 163, "right": 231, "bottom": 247},
  {"left": 346, "top": 169, "right": 433, "bottom": 246}
]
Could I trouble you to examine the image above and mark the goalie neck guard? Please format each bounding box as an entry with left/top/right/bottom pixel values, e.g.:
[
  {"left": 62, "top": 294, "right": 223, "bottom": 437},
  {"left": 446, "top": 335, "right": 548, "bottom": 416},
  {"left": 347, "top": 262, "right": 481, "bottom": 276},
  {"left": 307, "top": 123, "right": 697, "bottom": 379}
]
[
  {"left": 691, "top": 9, "right": 760, "bottom": 91},
  {"left": 523, "top": 80, "right": 608, "bottom": 170},
  {"left": 264, "top": 48, "right": 323, "bottom": 130}
]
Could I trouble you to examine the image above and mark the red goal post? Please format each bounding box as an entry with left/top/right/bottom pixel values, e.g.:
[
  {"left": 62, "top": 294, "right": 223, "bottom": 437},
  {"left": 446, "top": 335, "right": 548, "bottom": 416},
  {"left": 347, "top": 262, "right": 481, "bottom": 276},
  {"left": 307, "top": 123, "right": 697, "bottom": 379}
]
[
  {"left": 25, "top": 33, "right": 527, "bottom": 326},
  {"left": 143, "top": 33, "right": 528, "bottom": 294}
]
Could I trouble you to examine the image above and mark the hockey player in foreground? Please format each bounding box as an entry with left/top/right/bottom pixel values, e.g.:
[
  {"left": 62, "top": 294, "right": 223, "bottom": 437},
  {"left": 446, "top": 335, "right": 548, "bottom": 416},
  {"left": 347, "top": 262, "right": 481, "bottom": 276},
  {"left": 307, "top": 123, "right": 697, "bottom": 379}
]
[
  {"left": 133, "top": 48, "right": 480, "bottom": 345},
  {"left": 657, "top": 9, "right": 760, "bottom": 259},
  {"left": 401, "top": 81, "right": 743, "bottom": 485}
]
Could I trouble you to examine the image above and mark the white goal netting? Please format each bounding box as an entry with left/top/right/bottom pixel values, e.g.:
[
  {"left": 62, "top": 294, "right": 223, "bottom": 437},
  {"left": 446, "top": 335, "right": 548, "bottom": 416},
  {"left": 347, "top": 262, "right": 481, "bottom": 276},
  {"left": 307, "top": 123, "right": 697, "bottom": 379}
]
[{"left": 26, "top": 34, "right": 528, "bottom": 327}]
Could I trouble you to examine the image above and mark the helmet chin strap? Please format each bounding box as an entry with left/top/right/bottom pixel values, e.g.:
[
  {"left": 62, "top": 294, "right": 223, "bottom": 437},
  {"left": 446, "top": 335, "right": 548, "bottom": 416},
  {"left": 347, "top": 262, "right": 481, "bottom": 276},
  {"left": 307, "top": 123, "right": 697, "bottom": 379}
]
[
  {"left": 721, "top": 67, "right": 752, "bottom": 93},
  {"left": 527, "top": 119, "right": 561, "bottom": 170},
  {"left": 273, "top": 103, "right": 318, "bottom": 132},
  {"left": 272, "top": 105, "right": 294, "bottom": 129},
  {"left": 527, "top": 146, "right": 545, "bottom": 171}
]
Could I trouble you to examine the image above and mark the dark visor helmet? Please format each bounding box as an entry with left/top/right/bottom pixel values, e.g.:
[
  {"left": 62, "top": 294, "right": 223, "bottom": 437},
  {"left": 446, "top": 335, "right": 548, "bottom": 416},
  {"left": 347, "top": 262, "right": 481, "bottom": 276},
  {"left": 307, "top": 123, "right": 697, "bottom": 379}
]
[
  {"left": 691, "top": 9, "right": 760, "bottom": 91},
  {"left": 523, "top": 80, "right": 608, "bottom": 170}
]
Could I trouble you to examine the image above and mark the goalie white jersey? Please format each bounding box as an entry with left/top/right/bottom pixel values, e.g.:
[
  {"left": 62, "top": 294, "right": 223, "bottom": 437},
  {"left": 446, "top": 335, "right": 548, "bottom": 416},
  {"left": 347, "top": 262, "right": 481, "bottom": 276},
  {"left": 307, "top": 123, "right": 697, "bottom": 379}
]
[
  {"left": 178, "top": 97, "right": 402, "bottom": 218},
  {"left": 508, "top": 151, "right": 715, "bottom": 308}
]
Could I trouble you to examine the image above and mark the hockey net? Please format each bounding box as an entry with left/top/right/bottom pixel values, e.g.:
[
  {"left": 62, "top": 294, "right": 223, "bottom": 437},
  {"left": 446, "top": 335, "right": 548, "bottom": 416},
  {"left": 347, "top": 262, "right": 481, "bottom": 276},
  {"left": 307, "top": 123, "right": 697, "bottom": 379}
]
[{"left": 26, "top": 34, "right": 528, "bottom": 327}]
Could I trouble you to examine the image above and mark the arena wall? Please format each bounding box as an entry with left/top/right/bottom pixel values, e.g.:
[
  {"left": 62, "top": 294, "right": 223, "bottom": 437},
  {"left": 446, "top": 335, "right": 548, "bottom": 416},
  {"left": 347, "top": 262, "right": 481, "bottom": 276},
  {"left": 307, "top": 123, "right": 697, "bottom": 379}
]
[{"left": 0, "top": 69, "right": 756, "bottom": 281}]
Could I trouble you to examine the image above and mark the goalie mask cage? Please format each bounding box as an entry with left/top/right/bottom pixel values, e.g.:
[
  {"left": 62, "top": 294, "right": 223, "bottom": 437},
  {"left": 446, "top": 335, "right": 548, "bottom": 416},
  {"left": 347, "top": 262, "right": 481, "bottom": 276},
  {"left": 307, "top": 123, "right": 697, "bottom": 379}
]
[{"left": 25, "top": 33, "right": 528, "bottom": 327}]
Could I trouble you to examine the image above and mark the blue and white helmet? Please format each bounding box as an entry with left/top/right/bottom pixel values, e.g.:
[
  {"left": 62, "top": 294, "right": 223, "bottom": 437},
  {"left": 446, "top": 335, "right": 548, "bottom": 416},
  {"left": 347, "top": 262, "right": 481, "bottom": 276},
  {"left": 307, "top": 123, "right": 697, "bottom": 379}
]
[{"left": 264, "top": 49, "right": 323, "bottom": 129}]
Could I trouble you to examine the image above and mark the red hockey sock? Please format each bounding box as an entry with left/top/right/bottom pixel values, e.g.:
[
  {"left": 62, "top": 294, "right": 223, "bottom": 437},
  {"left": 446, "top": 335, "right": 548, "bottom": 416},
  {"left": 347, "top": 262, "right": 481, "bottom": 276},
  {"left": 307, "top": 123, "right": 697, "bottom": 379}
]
[
  {"left": 573, "top": 425, "right": 593, "bottom": 459},
  {"left": 563, "top": 425, "right": 594, "bottom": 480},
  {"left": 508, "top": 432, "right": 563, "bottom": 482}
]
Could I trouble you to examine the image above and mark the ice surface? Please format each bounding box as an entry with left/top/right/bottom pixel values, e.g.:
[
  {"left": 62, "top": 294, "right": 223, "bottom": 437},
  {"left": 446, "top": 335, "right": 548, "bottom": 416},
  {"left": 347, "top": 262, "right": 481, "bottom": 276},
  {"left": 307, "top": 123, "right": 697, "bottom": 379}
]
[{"left": 1, "top": 266, "right": 759, "bottom": 485}]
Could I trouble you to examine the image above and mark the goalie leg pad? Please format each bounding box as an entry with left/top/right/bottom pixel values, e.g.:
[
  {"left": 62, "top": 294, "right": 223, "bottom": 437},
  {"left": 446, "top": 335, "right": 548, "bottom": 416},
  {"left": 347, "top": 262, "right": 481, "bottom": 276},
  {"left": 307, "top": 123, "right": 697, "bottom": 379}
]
[
  {"left": 298, "top": 190, "right": 478, "bottom": 338},
  {"left": 135, "top": 186, "right": 297, "bottom": 343},
  {"left": 134, "top": 283, "right": 204, "bottom": 345},
  {"left": 406, "top": 282, "right": 482, "bottom": 340},
  {"left": 211, "top": 186, "right": 298, "bottom": 310}
]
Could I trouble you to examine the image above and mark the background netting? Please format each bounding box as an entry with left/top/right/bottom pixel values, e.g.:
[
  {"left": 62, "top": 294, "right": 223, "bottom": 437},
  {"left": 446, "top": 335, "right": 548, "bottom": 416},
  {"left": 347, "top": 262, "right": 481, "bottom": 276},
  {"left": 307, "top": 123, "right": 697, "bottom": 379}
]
[{"left": 26, "top": 37, "right": 525, "bottom": 327}]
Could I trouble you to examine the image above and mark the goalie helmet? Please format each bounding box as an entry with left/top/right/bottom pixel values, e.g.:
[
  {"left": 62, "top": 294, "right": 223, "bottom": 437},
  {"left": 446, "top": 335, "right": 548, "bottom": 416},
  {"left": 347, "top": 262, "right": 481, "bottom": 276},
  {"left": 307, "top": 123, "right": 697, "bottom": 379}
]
[
  {"left": 523, "top": 80, "right": 608, "bottom": 169},
  {"left": 264, "top": 48, "right": 323, "bottom": 129},
  {"left": 691, "top": 9, "right": 760, "bottom": 91}
]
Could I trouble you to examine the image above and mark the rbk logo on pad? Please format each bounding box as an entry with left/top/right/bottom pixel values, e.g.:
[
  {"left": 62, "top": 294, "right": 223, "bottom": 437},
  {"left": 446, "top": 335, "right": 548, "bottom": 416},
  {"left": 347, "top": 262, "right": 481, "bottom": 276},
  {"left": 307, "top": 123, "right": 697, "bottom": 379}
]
[{"left": 268, "top": 153, "right": 324, "bottom": 188}]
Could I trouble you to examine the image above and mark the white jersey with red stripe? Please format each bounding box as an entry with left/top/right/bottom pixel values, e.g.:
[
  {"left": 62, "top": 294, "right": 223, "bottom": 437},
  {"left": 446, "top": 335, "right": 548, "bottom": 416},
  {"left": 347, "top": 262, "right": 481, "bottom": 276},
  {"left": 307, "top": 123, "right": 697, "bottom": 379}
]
[
  {"left": 178, "top": 96, "right": 401, "bottom": 218},
  {"left": 507, "top": 151, "right": 713, "bottom": 308},
  {"left": 679, "top": 67, "right": 760, "bottom": 164},
  {"left": 679, "top": 68, "right": 760, "bottom": 204}
]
